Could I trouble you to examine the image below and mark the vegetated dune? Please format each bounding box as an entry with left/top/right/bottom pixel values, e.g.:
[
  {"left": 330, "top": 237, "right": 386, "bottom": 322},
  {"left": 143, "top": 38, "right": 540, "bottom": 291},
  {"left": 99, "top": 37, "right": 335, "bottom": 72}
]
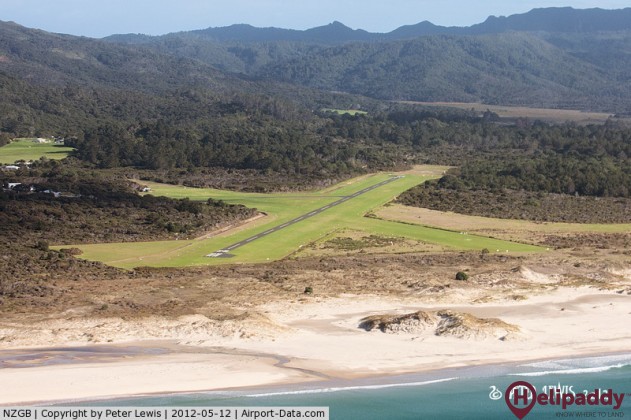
[
  {"left": 606, "top": 267, "right": 631, "bottom": 281},
  {"left": 359, "top": 310, "right": 520, "bottom": 341},
  {"left": 0, "top": 312, "right": 286, "bottom": 348},
  {"left": 519, "top": 266, "right": 559, "bottom": 284},
  {"left": 434, "top": 310, "right": 521, "bottom": 341}
]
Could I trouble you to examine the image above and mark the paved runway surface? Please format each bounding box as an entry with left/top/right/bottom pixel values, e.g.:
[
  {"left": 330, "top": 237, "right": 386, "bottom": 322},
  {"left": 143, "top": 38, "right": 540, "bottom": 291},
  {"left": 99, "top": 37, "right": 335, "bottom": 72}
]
[{"left": 206, "top": 176, "right": 403, "bottom": 258}]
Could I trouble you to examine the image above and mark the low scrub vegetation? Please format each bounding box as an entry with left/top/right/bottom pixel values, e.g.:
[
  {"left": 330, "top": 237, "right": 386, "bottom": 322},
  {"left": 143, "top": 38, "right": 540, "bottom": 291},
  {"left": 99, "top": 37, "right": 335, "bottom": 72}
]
[
  {"left": 0, "top": 162, "right": 256, "bottom": 287},
  {"left": 398, "top": 184, "right": 631, "bottom": 223}
]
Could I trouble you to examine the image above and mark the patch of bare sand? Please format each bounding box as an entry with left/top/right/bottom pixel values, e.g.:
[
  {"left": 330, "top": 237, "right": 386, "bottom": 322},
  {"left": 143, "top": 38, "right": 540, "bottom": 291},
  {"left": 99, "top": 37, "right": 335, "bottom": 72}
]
[
  {"left": 359, "top": 309, "right": 521, "bottom": 340},
  {"left": 519, "top": 266, "right": 560, "bottom": 284},
  {"left": 0, "top": 351, "right": 311, "bottom": 405},
  {"left": 607, "top": 267, "right": 631, "bottom": 281},
  {"left": 231, "top": 286, "right": 631, "bottom": 375}
]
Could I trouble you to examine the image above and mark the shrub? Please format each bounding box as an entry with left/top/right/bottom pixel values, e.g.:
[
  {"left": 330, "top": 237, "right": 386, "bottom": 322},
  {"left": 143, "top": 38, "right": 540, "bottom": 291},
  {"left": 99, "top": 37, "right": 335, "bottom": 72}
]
[
  {"left": 304, "top": 286, "right": 313, "bottom": 295},
  {"left": 60, "top": 247, "right": 84, "bottom": 256},
  {"left": 455, "top": 271, "right": 469, "bottom": 281},
  {"left": 35, "top": 240, "right": 49, "bottom": 251}
]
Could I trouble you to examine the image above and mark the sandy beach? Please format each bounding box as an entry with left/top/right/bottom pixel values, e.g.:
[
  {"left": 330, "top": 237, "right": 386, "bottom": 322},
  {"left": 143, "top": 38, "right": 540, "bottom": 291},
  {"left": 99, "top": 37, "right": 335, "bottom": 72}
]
[{"left": 1, "top": 281, "right": 630, "bottom": 405}]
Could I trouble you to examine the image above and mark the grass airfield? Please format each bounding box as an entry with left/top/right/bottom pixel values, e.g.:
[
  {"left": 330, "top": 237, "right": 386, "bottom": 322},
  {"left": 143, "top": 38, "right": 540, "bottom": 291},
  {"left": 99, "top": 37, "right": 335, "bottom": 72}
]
[
  {"left": 60, "top": 167, "right": 543, "bottom": 268},
  {"left": 0, "top": 138, "right": 74, "bottom": 163}
]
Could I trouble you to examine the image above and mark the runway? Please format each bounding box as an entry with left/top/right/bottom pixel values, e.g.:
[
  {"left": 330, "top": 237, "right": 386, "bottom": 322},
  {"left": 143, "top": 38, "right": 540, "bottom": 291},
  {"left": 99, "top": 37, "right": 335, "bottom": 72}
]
[{"left": 206, "top": 176, "right": 403, "bottom": 258}]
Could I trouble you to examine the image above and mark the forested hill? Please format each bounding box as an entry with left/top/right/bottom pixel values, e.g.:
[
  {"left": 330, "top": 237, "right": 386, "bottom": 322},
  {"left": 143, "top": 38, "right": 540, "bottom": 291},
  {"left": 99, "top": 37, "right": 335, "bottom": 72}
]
[
  {"left": 0, "top": 20, "right": 397, "bottom": 180},
  {"left": 104, "top": 30, "right": 631, "bottom": 111},
  {"left": 4, "top": 8, "right": 631, "bottom": 113},
  {"left": 0, "top": 19, "right": 365, "bottom": 138},
  {"left": 99, "top": 8, "right": 631, "bottom": 112},
  {"left": 0, "top": 20, "right": 241, "bottom": 94},
  {"left": 254, "top": 33, "right": 618, "bottom": 109}
]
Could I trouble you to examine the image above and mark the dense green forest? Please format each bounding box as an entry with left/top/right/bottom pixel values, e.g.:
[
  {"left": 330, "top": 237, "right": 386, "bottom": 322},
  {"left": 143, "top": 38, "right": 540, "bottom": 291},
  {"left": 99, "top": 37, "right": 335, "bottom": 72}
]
[
  {"left": 396, "top": 185, "right": 631, "bottom": 224},
  {"left": 0, "top": 20, "right": 375, "bottom": 137},
  {"left": 57, "top": 109, "right": 631, "bottom": 205},
  {"left": 6, "top": 11, "right": 631, "bottom": 115},
  {"left": 64, "top": 112, "right": 413, "bottom": 177},
  {"left": 395, "top": 120, "right": 631, "bottom": 222},
  {"left": 254, "top": 34, "right": 623, "bottom": 109}
]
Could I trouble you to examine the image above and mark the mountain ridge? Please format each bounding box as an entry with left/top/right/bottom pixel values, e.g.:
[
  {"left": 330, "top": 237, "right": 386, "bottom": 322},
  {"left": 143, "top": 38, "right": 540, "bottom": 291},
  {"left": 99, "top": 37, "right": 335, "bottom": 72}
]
[
  {"left": 98, "top": 8, "right": 631, "bottom": 112},
  {"left": 105, "top": 7, "right": 631, "bottom": 44}
]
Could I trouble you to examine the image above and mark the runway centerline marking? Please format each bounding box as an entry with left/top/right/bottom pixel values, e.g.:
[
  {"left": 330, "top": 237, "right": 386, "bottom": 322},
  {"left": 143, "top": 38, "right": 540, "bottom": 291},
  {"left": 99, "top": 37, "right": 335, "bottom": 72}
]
[{"left": 206, "top": 175, "right": 404, "bottom": 258}]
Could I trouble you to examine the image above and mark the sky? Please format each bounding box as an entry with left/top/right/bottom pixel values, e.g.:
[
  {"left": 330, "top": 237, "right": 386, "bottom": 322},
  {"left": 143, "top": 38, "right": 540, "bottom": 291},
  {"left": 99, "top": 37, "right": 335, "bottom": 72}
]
[{"left": 1, "top": 0, "right": 630, "bottom": 38}]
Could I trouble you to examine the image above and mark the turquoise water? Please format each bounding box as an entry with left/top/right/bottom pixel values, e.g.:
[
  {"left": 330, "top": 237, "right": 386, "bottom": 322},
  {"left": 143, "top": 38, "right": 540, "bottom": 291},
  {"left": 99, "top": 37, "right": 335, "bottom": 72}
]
[{"left": 82, "top": 354, "right": 631, "bottom": 419}]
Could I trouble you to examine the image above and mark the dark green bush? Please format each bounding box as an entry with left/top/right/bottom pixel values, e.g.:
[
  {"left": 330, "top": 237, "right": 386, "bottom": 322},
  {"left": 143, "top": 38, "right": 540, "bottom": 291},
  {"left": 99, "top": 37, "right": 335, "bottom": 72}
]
[{"left": 455, "top": 271, "right": 469, "bottom": 281}]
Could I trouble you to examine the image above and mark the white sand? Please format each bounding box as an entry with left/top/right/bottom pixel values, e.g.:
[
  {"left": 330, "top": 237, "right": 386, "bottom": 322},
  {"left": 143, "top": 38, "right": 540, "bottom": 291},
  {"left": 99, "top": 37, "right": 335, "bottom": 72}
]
[
  {"left": 220, "top": 287, "right": 631, "bottom": 375},
  {"left": 1, "top": 286, "right": 630, "bottom": 405},
  {"left": 0, "top": 352, "right": 311, "bottom": 405}
]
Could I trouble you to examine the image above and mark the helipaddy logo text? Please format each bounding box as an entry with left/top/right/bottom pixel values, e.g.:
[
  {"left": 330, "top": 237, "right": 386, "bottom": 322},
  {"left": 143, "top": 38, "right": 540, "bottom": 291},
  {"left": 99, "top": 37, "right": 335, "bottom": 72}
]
[{"left": 504, "top": 381, "right": 626, "bottom": 419}]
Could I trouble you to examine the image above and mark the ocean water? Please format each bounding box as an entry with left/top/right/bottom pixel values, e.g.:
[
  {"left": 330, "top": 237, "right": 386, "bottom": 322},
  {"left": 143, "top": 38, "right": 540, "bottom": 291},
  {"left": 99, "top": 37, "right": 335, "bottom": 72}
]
[{"left": 82, "top": 354, "right": 631, "bottom": 419}]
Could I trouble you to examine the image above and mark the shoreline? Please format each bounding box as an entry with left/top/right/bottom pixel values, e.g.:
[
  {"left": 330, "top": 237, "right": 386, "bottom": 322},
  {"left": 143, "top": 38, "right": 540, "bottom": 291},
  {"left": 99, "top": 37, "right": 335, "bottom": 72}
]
[
  {"left": 1, "top": 347, "right": 630, "bottom": 407},
  {"left": 1, "top": 339, "right": 630, "bottom": 406}
]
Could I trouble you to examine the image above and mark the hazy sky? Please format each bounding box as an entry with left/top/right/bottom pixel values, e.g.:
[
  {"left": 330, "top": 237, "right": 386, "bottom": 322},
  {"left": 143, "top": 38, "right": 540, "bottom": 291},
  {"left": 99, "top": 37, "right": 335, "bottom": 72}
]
[{"left": 2, "top": 0, "right": 630, "bottom": 38}]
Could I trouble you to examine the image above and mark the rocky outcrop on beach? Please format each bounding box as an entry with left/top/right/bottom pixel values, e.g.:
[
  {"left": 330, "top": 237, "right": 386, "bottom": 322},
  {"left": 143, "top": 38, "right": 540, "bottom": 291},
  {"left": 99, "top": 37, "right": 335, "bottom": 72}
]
[
  {"left": 434, "top": 310, "right": 520, "bottom": 340},
  {"left": 359, "top": 311, "right": 435, "bottom": 334},
  {"left": 359, "top": 310, "right": 520, "bottom": 341}
]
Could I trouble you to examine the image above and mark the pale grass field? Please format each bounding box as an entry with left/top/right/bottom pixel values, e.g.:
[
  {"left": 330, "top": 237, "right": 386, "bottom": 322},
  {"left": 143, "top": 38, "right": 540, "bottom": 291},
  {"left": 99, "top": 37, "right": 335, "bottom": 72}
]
[
  {"left": 0, "top": 138, "right": 74, "bottom": 163},
  {"left": 399, "top": 101, "right": 615, "bottom": 124},
  {"left": 376, "top": 204, "right": 631, "bottom": 245}
]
